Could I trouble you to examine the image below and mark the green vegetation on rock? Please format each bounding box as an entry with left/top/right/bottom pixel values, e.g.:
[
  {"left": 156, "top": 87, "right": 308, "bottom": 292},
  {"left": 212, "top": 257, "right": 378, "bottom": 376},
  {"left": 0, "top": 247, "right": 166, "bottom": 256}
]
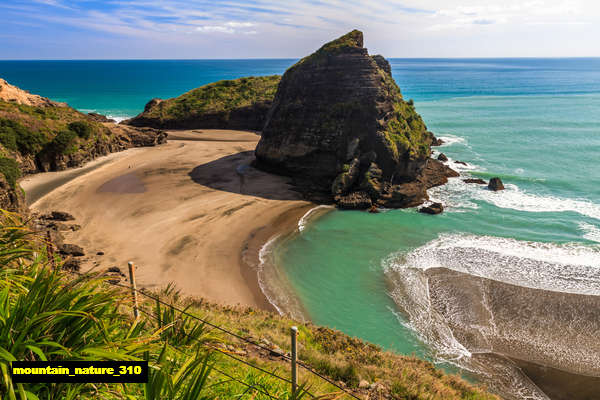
[
  {"left": 0, "top": 157, "right": 20, "bottom": 188},
  {"left": 129, "top": 75, "right": 281, "bottom": 129},
  {"left": 0, "top": 117, "right": 48, "bottom": 155},
  {"left": 383, "top": 100, "right": 431, "bottom": 160},
  {"left": 68, "top": 120, "right": 93, "bottom": 139},
  {"left": 294, "top": 30, "right": 364, "bottom": 68}
]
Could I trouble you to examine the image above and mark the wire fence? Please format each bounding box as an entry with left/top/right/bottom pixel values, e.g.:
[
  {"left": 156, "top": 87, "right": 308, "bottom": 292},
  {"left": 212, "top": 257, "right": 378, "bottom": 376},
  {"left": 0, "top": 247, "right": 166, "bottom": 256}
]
[{"left": 65, "top": 265, "right": 361, "bottom": 400}]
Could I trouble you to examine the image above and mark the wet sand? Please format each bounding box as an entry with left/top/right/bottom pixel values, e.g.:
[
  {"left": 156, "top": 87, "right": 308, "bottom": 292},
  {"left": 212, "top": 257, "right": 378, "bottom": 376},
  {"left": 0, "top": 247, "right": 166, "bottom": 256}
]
[{"left": 25, "top": 129, "right": 313, "bottom": 310}]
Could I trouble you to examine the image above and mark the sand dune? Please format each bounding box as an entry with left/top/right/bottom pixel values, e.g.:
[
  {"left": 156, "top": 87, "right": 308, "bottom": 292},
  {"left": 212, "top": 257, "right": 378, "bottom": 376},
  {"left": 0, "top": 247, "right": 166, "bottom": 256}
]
[{"left": 25, "top": 129, "right": 313, "bottom": 309}]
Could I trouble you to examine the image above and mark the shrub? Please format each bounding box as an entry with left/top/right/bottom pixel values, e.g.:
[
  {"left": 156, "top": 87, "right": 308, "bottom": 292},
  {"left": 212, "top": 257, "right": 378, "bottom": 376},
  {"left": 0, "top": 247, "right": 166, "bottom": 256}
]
[
  {"left": 0, "top": 118, "right": 48, "bottom": 155},
  {"left": 48, "top": 129, "right": 77, "bottom": 154},
  {"left": 0, "top": 157, "right": 20, "bottom": 188},
  {"left": 68, "top": 121, "right": 92, "bottom": 139}
]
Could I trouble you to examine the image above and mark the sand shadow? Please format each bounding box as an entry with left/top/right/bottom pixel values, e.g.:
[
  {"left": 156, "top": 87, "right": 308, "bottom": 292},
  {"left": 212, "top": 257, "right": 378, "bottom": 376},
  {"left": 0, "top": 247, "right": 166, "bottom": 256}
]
[{"left": 188, "top": 151, "right": 301, "bottom": 201}]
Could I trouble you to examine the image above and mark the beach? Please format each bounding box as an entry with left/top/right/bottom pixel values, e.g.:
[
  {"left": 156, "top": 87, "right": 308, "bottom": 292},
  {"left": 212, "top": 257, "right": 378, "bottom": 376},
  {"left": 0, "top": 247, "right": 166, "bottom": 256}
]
[{"left": 21, "top": 129, "right": 313, "bottom": 310}]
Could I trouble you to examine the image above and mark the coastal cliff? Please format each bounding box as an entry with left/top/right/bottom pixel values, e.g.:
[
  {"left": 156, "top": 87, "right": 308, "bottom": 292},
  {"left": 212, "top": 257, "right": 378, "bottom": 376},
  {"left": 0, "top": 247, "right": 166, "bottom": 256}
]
[
  {"left": 124, "top": 75, "right": 281, "bottom": 130},
  {"left": 255, "top": 30, "right": 457, "bottom": 208},
  {"left": 0, "top": 78, "right": 166, "bottom": 211}
]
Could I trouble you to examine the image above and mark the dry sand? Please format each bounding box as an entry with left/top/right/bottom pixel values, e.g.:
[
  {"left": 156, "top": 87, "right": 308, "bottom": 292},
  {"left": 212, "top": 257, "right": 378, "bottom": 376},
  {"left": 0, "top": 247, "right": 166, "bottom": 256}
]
[{"left": 23, "top": 130, "right": 313, "bottom": 310}]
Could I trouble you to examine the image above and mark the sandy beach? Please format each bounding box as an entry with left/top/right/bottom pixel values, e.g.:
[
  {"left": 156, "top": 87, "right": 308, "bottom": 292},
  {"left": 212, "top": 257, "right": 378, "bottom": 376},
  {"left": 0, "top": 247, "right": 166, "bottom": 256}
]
[{"left": 22, "top": 129, "right": 313, "bottom": 310}]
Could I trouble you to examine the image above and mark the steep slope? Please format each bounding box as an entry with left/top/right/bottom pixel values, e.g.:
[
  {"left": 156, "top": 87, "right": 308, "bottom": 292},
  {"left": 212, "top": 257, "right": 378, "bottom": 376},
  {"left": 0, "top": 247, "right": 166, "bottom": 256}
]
[
  {"left": 0, "top": 78, "right": 167, "bottom": 211},
  {"left": 255, "top": 30, "right": 457, "bottom": 208},
  {"left": 124, "top": 75, "right": 281, "bottom": 130}
]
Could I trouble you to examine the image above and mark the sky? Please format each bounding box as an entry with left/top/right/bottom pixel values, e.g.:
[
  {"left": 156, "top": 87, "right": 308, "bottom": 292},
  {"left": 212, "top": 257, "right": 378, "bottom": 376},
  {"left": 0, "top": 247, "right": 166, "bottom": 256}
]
[{"left": 1, "top": 0, "right": 599, "bottom": 59}]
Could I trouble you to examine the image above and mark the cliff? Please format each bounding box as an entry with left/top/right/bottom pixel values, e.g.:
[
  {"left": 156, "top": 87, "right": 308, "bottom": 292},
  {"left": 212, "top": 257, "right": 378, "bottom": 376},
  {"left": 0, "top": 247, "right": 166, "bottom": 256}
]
[
  {"left": 124, "top": 75, "right": 281, "bottom": 131},
  {"left": 0, "top": 78, "right": 167, "bottom": 211},
  {"left": 255, "top": 30, "right": 457, "bottom": 208}
]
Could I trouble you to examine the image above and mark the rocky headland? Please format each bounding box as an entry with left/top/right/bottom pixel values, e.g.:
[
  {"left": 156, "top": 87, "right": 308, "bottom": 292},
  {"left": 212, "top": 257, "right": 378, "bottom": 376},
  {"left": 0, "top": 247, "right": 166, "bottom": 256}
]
[
  {"left": 0, "top": 78, "right": 167, "bottom": 211},
  {"left": 254, "top": 30, "right": 457, "bottom": 209},
  {"left": 124, "top": 75, "right": 281, "bottom": 131}
]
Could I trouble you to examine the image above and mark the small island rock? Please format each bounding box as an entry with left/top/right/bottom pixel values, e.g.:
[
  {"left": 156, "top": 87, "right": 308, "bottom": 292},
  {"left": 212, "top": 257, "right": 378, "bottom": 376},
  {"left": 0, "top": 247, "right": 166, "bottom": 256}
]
[
  {"left": 419, "top": 202, "right": 444, "bottom": 215},
  {"left": 488, "top": 177, "right": 505, "bottom": 191},
  {"left": 437, "top": 153, "right": 448, "bottom": 162},
  {"left": 463, "top": 178, "right": 487, "bottom": 185}
]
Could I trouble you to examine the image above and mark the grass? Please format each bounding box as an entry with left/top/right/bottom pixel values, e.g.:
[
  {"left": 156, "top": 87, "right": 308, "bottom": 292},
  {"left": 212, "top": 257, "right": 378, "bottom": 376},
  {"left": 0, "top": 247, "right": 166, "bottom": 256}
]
[
  {"left": 142, "top": 76, "right": 281, "bottom": 123},
  {"left": 0, "top": 210, "right": 498, "bottom": 400},
  {"left": 0, "top": 158, "right": 20, "bottom": 188}
]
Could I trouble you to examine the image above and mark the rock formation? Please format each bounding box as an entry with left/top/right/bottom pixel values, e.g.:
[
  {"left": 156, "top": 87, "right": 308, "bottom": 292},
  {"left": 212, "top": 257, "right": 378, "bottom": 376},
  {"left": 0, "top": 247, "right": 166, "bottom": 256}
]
[
  {"left": 419, "top": 202, "right": 444, "bottom": 215},
  {"left": 463, "top": 178, "right": 487, "bottom": 185},
  {"left": 124, "top": 76, "right": 281, "bottom": 131},
  {"left": 488, "top": 177, "right": 505, "bottom": 191},
  {"left": 255, "top": 30, "right": 457, "bottom": 209}
]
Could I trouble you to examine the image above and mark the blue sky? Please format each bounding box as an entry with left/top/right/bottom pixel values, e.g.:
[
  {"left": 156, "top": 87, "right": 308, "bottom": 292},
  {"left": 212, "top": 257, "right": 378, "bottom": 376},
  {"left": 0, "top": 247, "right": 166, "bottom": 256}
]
[{"left": 1, "top": 0, "right": 598, "bottom": 59}]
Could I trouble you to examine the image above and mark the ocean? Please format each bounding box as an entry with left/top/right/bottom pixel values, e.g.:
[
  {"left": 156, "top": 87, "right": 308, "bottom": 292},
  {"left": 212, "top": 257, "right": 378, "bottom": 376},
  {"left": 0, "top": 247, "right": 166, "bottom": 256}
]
[{"left": 2, "top": 58, "right": 599, "bottom": 399}]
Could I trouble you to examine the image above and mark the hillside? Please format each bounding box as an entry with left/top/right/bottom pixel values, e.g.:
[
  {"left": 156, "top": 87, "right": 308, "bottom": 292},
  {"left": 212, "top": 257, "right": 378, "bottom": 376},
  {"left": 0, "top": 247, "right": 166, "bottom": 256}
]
[
  {"left": 0, "top": 211, "right": 498, "bottom": 400},
  {"left": 0, "top": 78, "right": 166, "bottom": 211},
  {"left": 124, "top": 75, "right": 281, "bottom": 130}
]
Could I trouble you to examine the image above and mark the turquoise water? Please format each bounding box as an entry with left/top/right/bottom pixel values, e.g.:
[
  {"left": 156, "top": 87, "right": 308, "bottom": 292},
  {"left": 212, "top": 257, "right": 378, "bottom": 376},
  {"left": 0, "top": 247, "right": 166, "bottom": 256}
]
[
  {"left": 2, "top": 58, "right": 600, "bottom": 397},
  {"left": 270, "top": 60, "right": 600, "bottom": 397}
]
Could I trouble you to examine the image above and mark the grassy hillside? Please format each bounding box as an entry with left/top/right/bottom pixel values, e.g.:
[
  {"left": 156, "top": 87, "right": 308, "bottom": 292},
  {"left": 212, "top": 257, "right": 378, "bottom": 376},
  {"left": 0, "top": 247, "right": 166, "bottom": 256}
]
[
  {"left": 0, "top": 211, "right": 498, "bottom": 400},
  {"left": 124, "top": 76, "right": 281, "bottom": 130},
  {"left": 0, "top": 101, "right": 114, "bottom": 164}
]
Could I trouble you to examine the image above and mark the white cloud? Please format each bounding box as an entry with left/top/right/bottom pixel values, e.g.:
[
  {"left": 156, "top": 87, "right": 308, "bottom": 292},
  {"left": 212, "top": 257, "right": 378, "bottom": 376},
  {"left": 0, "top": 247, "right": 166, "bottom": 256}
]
[
  {"left": 2, "top": 0, "right": 600, "bottom": 58},
  {"left": 195, "top": 21, "right": 256, "bottom": 35}
]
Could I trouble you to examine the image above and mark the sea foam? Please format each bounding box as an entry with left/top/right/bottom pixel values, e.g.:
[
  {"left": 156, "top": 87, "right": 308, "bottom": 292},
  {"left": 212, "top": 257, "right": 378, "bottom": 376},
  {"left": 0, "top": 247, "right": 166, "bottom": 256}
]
[
  {"left": 385, "top": 233, "right": 600, "bottom": 295},
  {"left": 428, "top": 176, "right": 600, "bottom": 221}
]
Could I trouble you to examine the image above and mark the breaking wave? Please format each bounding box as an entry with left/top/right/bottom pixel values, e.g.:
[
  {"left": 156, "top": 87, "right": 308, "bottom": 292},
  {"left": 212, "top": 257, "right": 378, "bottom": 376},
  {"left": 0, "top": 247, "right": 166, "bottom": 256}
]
[
  {"left": 428, "top": 177, "right": 600, "bottom": 221},
  {"left": 384, "top": 233, "right": 600, "bottom": 399},
  {"left": 579, "top": 222, "right": 600, "bottom": 243}
]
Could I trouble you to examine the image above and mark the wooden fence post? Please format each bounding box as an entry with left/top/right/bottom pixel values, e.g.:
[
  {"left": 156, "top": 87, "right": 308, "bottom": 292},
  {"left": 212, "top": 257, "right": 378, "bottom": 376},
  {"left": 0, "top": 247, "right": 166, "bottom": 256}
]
[
  {"left": 291, "top": 326, "right": 298, "bottom": 397},
  {"left": 127, "top": 261, "right": 139, "bottom": 319}
]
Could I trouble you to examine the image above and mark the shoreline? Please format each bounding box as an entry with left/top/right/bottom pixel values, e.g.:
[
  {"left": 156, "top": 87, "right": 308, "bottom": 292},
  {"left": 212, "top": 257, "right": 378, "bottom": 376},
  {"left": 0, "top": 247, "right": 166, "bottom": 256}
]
[{"left": 25, "top": 129, "right": 314, "bottom": 311}]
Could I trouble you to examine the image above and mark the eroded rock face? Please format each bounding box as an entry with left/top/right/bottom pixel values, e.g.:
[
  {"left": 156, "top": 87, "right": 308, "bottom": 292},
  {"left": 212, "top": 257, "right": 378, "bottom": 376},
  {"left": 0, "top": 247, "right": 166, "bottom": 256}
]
[
  {"left": 255, "top": 30, "right": 454, "bottom": 209},
  {"left": 0, "top": 174, "right": 25, "bottom": 212}
]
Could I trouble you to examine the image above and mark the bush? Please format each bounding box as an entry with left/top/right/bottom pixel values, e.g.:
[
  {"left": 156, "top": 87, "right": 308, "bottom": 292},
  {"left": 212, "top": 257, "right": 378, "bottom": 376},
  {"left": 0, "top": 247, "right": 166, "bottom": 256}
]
[
  {"left": 0, "top": 157, "right": 20, "bottom": 188},
  {"left": 68, "top": 121, "right": 93, "bottom": 139},
  {"left": 0, "top": 118, "right": 48, "bottom": 155},
  {"left": 49, "top": 129, "right": 77, "bottom": 154}
]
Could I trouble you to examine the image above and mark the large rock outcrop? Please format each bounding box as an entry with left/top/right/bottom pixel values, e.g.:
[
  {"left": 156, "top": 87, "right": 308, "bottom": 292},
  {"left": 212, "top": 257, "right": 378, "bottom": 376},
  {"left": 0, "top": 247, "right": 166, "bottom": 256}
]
[
  {"left": 124, "top": 76, "right": 281, "bottom": 131},
  {"left": 255, "top": 30, "right": 456, "bottom": 208}
]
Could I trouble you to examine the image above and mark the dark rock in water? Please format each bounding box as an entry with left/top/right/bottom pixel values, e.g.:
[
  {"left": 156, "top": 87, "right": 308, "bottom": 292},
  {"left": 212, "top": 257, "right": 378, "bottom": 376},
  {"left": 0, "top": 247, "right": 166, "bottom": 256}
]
[
  {"left": 419, "top": 202, "right": 444, "bottom": 215},
  {"left": 463, "top": 178, "right": 487, "bottom": 185},
  {"left": 255, "top": 30, "right": 454, "bottom": 209},
  {"left": 368, "top": 205, "right": 380, "bottom": 213},
  {"left": 87, "top": 112, "right": 115, "bottom": 123},
  {"left": 383, "top": 182, "right": 428, "bottom": 208},
  {"left": 420, "top": 159, "right": 459, "bottom": 188},
  {"left": 455, "top": 160, "right": 468, "bottom": 166},
  {"left": 437, "top": 153, "right": 448, "bottom": 162},
  {"left": 59, "top": 243, "right": 85, "bottom": 257},
  {"left": 488, "top": 177, "right": 505, "bottom": 191},
  {"left": 45, "top": 211, "right": 75, "bottom": 221},
  {"left": 430, "top": 134, "right": 444, "bottom": 146},
  {"left": 335, "top": 191, "right": 372, "bottom": 210}
]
